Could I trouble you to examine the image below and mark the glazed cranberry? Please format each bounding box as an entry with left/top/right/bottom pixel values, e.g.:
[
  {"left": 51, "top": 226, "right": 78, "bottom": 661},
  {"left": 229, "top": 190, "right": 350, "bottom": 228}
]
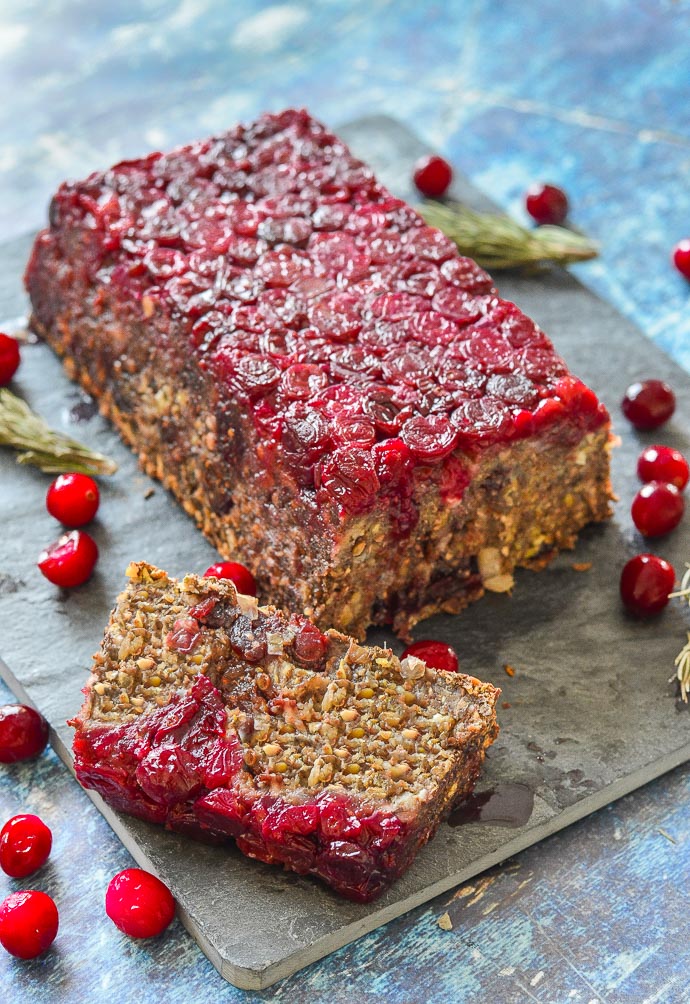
[
  {"left": 46, "top": 472, "right": 100, "bottom": 527},
  {"left": 105, "top": 868, "right": 175, "bottom": 939},
  {"left": 621, "top": 379, "right": 675, "bottom": 430},
  {"left": 0, "top": 815, "right": 52, "bottom": 878},
  {"left": 413, "top": 155, "right": 453, "bottom": 199},
  {"left": 672, "top": 239, "right": 690, "bottom": 280},
  {"left": 0, "top": 890, "right": 59, "bottom": 959},
  {"left": 203, "top": 560, "right": 257, "bottom": 596},
  {"left": 0, "top": 705, "right": 49, "bottom": 763},
  {"left": 637, "top": 445, "right": 689, "bottom": 490},
  {"left": 525, "top": 183, "right": 569, "bottom": 225},
  {"left": 38, "top": 529, "right": 98, "bottom": 587},
  {"left": 401, "top": 640, "right": 459, "bottom": 673},
  {"left": 619, "top": 553, "right": 675, "bottom": 618},
  {"left": 631, "top": 481, "right": 684, "bottom": 537},
  {"left": 0, "top": 333, "right": 20, "bottom": 385}
]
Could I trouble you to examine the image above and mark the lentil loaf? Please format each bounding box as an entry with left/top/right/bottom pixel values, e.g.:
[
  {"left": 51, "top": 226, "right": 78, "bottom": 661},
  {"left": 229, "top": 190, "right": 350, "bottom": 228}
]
[
  {"left": 70, "top": 562, "right": 500, "bottom": 902},
  {"left": 25, "top": 108, "right": 613, "bottom": 639}
]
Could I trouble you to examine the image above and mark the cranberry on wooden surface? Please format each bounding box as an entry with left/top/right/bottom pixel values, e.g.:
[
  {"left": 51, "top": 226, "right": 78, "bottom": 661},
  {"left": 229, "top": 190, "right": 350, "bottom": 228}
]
[
  {"left": 621, "top": 379, "right": 675, "bottom": 430},
  {"left": 0, "top": 815, "right": 52, "bottom": 878},
  {"left": 637, "top": 445, "right": 689, "bottom": 490},
  {"left": 525, "top": 183, "right": 569, "bottom": 225},
  {"left": 672, "top": 239, "right": 690, "bottom": 280},
  {"left": 46, "top": 472, "right": 100, "bottom": 527},
  {"left": 105, "top": 868, "right": 175, "bottom": 939},
  {"left": 0, "top": 890, "right": 59, "bottom": 959},
  {"left": 620, "top": 553, "right": 675, "bottom": 618},
  {"left": 0, "top": 333, "right": 20, "bottom": 385},
  {"left": 0, "top": 705, "right": 49, "bottom": 763},
  {"left": 413, "top": 154, "right": 453, "bottom": 199},
  {"left": 203, "top": 560, "right": 257, "bottom": 596},
  {"left": 401, "top": 639, "right": 459, "bottom": 673},
  {"left": 631, "top": 481, "right": 684, "bottom": 537},
  {"left": 38, "top": 529, "right": 98, "bottom": 587}
]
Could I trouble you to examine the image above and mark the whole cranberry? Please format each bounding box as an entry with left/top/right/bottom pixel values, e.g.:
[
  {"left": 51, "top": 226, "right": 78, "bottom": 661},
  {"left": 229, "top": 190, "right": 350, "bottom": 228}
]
[
  {"left": 105, "top": 868, "right": 175, "bottom": 939},
  {"left": 401, "top": 640, "right": 459, "bottom": 673},
  {"left": 0, "top": 890, "right": 59, "bottom": 959},
  {"left": 203, "top": 560, "right": 257, "bottom": 597},
  {"left": 637, "top": 445, "right": 689, "bottom": 490},
  {"left": 620, "top": 553, "right": 675, "bottom": 617},
  {"left": 631, "top": 481, "right": 684, "bottom": 537},
  {"left": 0, "top": 705, "right": 49, "bottom": 763},
  {"left": 38, "top": 529, "right": 99, "bottom": 587},
  {"left": 0, "top": 333, "right": 20, "bottom": 386},
  {"left": 525, "top": 183, "right": 569, "bottom": 225},
  {"left": 413, "top": 155, "right": 453, "bottom": 199},
  {"left": 46, "top": 472, "right": 100, "bottom": 527},
  {"left": 621, "top": 379, "right": 675, "bottom": 430},
  {"left": 0, "top": 815, "right": 52, "bottom": 878},
  {"left": 672, "top": 239, "right": 690, "bottom": 280}
]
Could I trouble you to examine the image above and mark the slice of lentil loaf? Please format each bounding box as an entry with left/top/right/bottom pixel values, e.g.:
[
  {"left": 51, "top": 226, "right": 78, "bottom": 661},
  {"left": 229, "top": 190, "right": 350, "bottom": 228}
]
[{"left": 70, "top": 562, "right": 499, "bottom": 902}]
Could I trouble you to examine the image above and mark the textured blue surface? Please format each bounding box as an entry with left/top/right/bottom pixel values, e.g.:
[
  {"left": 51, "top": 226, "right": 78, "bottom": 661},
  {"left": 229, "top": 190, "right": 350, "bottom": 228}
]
[{"left": 2, "top": 1, "right": 690, "bottom": 1000}]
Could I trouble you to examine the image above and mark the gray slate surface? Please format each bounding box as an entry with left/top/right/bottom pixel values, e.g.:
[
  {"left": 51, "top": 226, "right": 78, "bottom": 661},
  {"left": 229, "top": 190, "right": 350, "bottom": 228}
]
[{"left": 1, "top": 116, "right": 690, "bottom": 990}]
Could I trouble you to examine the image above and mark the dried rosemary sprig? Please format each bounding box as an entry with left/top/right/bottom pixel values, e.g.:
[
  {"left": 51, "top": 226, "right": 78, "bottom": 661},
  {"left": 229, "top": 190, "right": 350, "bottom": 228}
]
[
  {"left": 0, "top": 388, "right": 117, "bottom": 476},
  {"left": 418, "top": 200, "right": 599, "bottom": 270},
  {"left": 669, "top": 564, "right": 690, "bottom": 701}
]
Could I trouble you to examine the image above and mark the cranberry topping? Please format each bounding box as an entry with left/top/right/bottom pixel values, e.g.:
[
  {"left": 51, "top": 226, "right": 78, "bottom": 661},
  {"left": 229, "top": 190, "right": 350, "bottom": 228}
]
[
  {"left": 0, "top": 705, "right": 49, "bottom": 763},
  {"left": 622, "top": 379, "right": 675, "bottom": 430},
  {"left": 401, "top": 640, "right": 459, "bottom": 673},
  {"left": 0, "top": 891, "right": 59, "bottom": 959},
  {"left": 412, "top": 155, "right": 453, "bottom": 199},
  {"left": 38, "top": 529, "right": 98, "bottom": 587},
  {"left": 525, "top": 183, "right": 569, "bottom": 225},
  {"left": 0, "top": 815, "right": 53, "bottom": 878},
  {"left": 620, "top": 554, "right": 675, "bottom": 618},
  {"left": 105, "top": 868, "right": 175, "bottom": 939},
  {"left": 166, "top": 616, "right": 202, "bottom": 654},
  {"left": 631, "top": 481, "right": 684, "bottom": 537},
  {"left": 637, "top": 445, "right": 689, "bottom": 490},
  {"left": 46, "top": 472, "right": 100, "bottom": 527},
  {"left": 0, "top": 332, "right": 21, "bottom": 385}
]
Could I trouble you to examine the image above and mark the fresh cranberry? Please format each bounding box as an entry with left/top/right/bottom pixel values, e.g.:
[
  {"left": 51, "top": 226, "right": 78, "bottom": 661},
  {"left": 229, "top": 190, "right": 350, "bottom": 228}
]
[
  {"left": 621, "top": 380, "right": 675, "bottom": 430},
  {"left": 631, "top": 481, "right": 684, "bottom": 537},
  {"left": 105, "top": 868, "right": 175, "bottom": 939},
  {"left": 0, "top": 333, "right": 20, "bottom": 385},
  {"left": 619, "top": 553, "right": 675, "bottom": 618},
  {"left": 0, "top": 815, "right": 52, "bottom": 878},
  {"left": 0, "top": 890, "right": 59, "bottom": 959},
  {"left": 38, "top": 529, "right": 98, "bottom": 587},
  {"left": 46, "top": 472, "right": 100, "bottom": 527},
  {"left": 413, "top": 155, "right": 453, "bottom": 199},
  {"left": 525, "top": 183, "right": 569, "bottom": 225},
  {"left": 672, "top": 239, "right": 690, "bottom": 280},
  {"left": 0, "top": 705, "right": 49, "bottom": 763},
  {"left": 401, "top": 640, "right": 459, "bottom": 673},
  {"left": 203, "top": 560, "right": 257, "bottom": 596},
  {"left": 637, "top": 445, "right": 689, "bottom": 490}
]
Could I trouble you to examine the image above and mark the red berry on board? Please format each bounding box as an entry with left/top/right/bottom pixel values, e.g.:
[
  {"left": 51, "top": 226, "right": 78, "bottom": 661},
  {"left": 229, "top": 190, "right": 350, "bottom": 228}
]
[
  {"left": 105, "top": 868, "right": 175, "bottom": 939},
  {"left": 637, "top": 445, "right": 689, "bottom": 490},
  {"left": 413, "top": 155, "right": 453, "bottom": 199},
  {"left": 38, "top": 529, "right": 99, "bottom": 588},
  {"left": 46, "top": 472, "right": 100, "bottom": 527},
  {"left": 203, "top": 560, "right": 257, "bottom": 596},
  {"left": 0, "top": 705, "right": 49, "bottom": 763},
  {"left": 619, "top": 553, "right": 676, "bottom": 618},
  {"left": 525, "top": 183, "right": 569, "bottom": 225},
  {"left": 0, "top": 890, "right": 59, "bottom": 959},
  {"left": 672, "top": 239, "right": 690, "bottom": 280},
  {"left": 0, "top": 333, "right": 20, "bottom": 386},
  {"left": 631, "top": 481, "right": 684, "bottom": 537},
  {"left": 0, "top": 815, "right": 52, "bottom": 878},
  {"left": 401, "top": 639, "right": 459, "bottom": 673},
  {"left": 621, "top": 379, "right": 675, "bottom": 430}
]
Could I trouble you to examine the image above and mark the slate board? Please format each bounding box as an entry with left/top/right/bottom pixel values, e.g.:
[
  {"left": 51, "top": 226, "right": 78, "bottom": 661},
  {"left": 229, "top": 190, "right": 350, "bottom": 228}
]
[{"left": 1, "top": 116, "right": 690, "bottom": 991}]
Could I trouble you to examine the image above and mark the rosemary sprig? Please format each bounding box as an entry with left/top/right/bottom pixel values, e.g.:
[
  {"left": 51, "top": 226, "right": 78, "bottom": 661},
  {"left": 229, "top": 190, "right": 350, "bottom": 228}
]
[
  {"left": 418, "top": 200, "right": 599, "bottom": 270},
  {"left": 669, "top": 564, "right": 690, "bottom": 701},
  {"left": 0, "top": 388, "right": 117, "bottom": 476}
]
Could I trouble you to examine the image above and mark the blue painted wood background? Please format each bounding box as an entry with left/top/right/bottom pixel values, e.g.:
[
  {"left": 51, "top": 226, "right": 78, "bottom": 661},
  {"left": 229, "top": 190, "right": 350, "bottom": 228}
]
[{"left": 1, "top": 1, "right": 690, "bottom": 1000}]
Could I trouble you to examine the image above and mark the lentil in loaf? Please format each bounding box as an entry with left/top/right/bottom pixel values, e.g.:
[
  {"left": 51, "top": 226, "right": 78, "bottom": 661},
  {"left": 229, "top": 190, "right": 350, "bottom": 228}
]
[
  {"left": 70, "top": 563, "right": 500, "bottom": 902},
  {"left": 25, "top": 108, "right": 613, "bottom": 639}
]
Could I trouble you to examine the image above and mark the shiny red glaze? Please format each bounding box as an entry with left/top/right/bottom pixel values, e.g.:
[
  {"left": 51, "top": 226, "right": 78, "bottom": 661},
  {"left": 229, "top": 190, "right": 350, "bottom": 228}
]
[
  {"left": 631, "top": 481, "right": 684, "bottom": 537},
  {"left": 0, "top": 890, "right": 59, "bottom": 959},
  {"left": 525, "top": 183, "right": 569, "bottom": 225},
  {"left": 38, "top": 529, "right": 99, "bottom": 587},
  {"left": 401, "top": 639, "right": 459, "bottom": 673},
  {"left": 672, "top": 239, "right": 690, "bottom": 280},
  {"left": 637, "top": 445, "right": 689, "bottom": 490},
  {"left": 105, "top": 868, "right": 175, "bottom": 938},
  {"left": 0, "top": 333, "right": 21, "bottom": 385},
  {"left": 46, "top": 472, "right": 100, "bottom": 527},
  {"left": 0, "top": 705, "right": 49, "bottom": 763},
  {"left": 0, "top": 815, "right": 52, "bottom": 878},
  {"left": 203, "top": 560, "right": 257, "bottom": 596},
  {"left": 413, "top": 154, "right": 453, "bottom": 198},
  {"left": 619, "top": 553, "right": 675, "bottom": 618},
  {"left": 621, "top": 380, "right": 675, "bottom": 430}
]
